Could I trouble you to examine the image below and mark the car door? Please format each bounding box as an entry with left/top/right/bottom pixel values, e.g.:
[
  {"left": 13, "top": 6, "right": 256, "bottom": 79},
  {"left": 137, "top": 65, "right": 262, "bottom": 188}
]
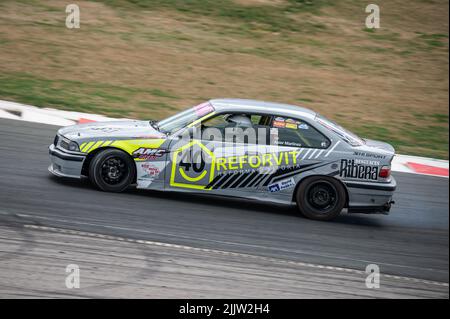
[
  {"left": 164, "top": 112, "right": 233, "bottom": 192},
  {"left": 258, "top": 116, "right": 332, "bottom": 196},
  {"left": 206, "top": 113, "right": 272, "bottom": 197},
  {"left": 163, "top": 113, "right": 273, "bottom": 196}
]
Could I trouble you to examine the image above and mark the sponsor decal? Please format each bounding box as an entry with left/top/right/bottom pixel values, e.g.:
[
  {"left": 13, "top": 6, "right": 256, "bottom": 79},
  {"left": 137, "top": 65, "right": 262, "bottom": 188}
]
[
  {"left": 273, "top": 120, "right": 285, "bottom": 128},
  {"left": 272, "top": 117, "right": 306, "bottom": 130},
  {"left": 268, "top": 177, "right": 296, "bottom": 193},
  {"left": 353, "top": 151, "right": 386, "bottom": 159},
  {"left": 339, "top": 159, "right": 379, "bottom": 180},
  {"left": 215, "top": 150, "right": 301, "bottom": 172},
  {"left": 170, "top": 140, "right": 216, "bottom": 190},
  {"left": 141, "top": 163, "right": 161, "bottom": 178},
  {"left": 136, "top": 161, "right": 166, "bottom": 188},
  {"left": 298, "top": 123, "right": 309, "bottom": 130},
  {"left": 285, "top": 122, "right": 297, "bottom": 129},
  {"left": 133, "top": 148, "right": 167, "bottom": 160},
  {"left": 276, "top": 140, "right": 302, "bottom": 147},
  {"left": 354, "top": 158, "right": 380, "bottom": 166}
]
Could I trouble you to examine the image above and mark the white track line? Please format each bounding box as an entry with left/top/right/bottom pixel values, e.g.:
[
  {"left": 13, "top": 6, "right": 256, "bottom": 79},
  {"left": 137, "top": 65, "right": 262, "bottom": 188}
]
[
  {"left": 12, "top": 212, "right": 440, "bottom": 272},
  {"left": 24, "top": 224, "right": 449, "bottom": 288}
]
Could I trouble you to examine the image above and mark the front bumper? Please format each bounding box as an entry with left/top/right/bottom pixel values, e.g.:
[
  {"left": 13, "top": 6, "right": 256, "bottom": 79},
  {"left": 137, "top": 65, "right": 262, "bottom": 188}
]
[
  {"left": 48, "top": 144, "right": 85, "bottom": 178},
  {"left": 345, "top": 176, "right": 397, "bottom": 214}
]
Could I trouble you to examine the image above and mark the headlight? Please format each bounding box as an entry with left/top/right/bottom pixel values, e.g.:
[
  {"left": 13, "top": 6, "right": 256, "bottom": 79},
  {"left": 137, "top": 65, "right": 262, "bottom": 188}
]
[
  {"left": 56, "top": 136, "right": 80, "bottom": 152},
  {"left": 67, "top": 141, "right": 80, "bottom": 152}
]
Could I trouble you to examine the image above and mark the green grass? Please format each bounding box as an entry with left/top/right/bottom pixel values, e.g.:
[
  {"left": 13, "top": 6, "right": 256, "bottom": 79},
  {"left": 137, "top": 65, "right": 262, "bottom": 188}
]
[
  {"left": 417, "top": 33, "right": 449, "bottom": 48},
  {"left": 431, "top": 113, "right": 449, "bottom": 123},
  {"left": 0, "top": 72, "right": 180, "bottom": 118},
  {"left": 352, "top": 123, "right": 448, "bottom": 159},
  {"left": 149, "top": 89, "right": 179, "bottom": 99},
  {"left": 97, "top": 0, "right": 331, "bottom": 32}
]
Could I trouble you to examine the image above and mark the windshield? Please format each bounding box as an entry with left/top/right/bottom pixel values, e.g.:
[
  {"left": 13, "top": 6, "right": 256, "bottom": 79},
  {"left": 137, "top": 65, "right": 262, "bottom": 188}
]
[
  {"left": 315, "top": 114, "right": 365, "bottom": 146},
  {"left": 157, "top": 102, "right": 215, "bottom": 135}
]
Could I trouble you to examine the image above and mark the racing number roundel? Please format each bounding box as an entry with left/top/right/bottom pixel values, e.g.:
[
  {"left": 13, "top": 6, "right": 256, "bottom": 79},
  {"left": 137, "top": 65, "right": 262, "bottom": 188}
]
[{"left": 170, "top": 141, "right": 215, "bottom": 190}]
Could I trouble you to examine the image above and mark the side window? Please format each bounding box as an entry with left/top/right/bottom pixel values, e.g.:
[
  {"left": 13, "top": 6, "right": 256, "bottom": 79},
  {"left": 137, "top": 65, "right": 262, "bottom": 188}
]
[
  {"left": 250, "top": 115, "right": 262, "bottom": 125},
  {"left": 199, "top": 113, "right": 273, "bottom": 144},
  {"left": 201, "top": 114, "right": 229, "bottom": 129},
  {"left": 249, "top": 114, "right": 272, "bottom": 145},
  {"left": 271, "top": 117, "right": 330, "bottom": 149}
]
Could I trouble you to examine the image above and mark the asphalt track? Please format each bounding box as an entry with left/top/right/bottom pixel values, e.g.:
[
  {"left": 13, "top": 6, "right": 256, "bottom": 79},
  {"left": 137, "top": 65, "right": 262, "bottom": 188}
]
[{"left": 0, "top": 118, "right": 448, "bottom": 297}]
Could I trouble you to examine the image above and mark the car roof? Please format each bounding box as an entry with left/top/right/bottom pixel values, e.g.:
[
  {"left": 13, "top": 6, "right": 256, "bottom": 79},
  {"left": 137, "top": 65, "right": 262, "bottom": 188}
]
[{"left": 209, "top": 98, "right": 317, "bottom": 120}]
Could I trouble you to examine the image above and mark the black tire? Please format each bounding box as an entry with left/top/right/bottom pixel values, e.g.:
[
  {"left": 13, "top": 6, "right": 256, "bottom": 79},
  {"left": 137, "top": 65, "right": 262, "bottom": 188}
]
[
  {"left": 295, "top": 176, "right": 346, "bottom": 221},
  {"left": 89, "top": 149, "right": 136, "bottom": 192}
]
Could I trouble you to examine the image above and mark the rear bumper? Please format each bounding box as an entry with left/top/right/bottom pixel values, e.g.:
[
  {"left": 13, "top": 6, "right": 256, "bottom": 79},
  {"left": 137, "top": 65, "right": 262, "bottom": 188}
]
[
  {"left": 48, "top": 144, "right": 85, "bottom": 178},
  {"left": 345, "top": 177, "right": 396, "bottom": 214},
  {"left": 347, "top": 201, "right": 395, "bottom": 214}
]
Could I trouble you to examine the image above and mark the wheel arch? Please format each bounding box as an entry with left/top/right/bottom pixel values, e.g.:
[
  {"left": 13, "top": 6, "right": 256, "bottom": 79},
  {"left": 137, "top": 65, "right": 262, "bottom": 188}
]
[{"left": 81, "top": 147, "right": 137, "bottom": 183}]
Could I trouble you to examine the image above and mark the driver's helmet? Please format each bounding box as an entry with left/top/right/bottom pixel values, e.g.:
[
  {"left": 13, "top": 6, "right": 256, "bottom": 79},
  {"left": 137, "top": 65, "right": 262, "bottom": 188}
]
[{"left": 226, "top": 115, "right": 252, "bottom": 127}]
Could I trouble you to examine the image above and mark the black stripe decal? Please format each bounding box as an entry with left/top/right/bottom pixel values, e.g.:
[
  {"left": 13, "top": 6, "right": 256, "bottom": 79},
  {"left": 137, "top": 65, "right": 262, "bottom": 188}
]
[
  {"left": 230, "top": 172, "right": 252, "bottom": 188},
  {"left": 239, "top": 171, "right": 259, "bottom": 188},
  {"left": 221, "top": 172, "right": 243, "bottom": 189},
  {"left": 254, "top": 174, "right": 271, "bottom": 187},
  {"left": 212, "top": 174, "right": 233, "bottom": 189},
  {"left": 247, "top": 174, "right": 266, "bottom": 188},
  {"left": 205, "top": 174, "right": 225, "bottom": 189}
]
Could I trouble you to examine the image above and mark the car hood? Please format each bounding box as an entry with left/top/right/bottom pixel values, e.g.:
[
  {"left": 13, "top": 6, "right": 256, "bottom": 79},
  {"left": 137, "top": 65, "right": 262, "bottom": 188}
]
[{"left": 58, "top": 120, "right": 166, "bottom": 140}]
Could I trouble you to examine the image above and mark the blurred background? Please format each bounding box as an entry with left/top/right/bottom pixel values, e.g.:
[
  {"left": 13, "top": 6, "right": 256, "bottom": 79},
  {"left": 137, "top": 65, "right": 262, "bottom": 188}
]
[{"left": 0, "top": 0, "right": 448, "bottom": 158}]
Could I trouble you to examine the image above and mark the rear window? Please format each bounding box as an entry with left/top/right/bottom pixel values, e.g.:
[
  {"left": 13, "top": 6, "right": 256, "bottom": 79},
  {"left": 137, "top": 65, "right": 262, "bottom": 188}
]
[{"left": 315, "top": 114, "right": 365, "bottom": 146}]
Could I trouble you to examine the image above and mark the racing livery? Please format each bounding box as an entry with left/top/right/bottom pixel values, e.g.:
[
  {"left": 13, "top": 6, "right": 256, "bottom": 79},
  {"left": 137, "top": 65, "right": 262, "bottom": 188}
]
[{"left": 49, "top": 99, "right": 396, "bottom": 221}]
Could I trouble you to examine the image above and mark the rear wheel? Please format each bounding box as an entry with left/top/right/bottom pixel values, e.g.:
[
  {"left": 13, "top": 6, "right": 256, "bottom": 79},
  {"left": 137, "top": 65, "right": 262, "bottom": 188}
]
[
  {"left": 295, "top": 176, "right": 346, "bottom": 221},
  {"left": 89, "top": 149, "right": 135, "bottom": 192}
]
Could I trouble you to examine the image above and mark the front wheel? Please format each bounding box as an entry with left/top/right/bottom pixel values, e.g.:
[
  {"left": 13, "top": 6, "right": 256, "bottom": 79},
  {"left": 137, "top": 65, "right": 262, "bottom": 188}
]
[
  {"left": 89, "top": 149, "right": 136, "bottom": 192},
  {"left": 295, "top": 176, "right": 346, "bottom": 221}
]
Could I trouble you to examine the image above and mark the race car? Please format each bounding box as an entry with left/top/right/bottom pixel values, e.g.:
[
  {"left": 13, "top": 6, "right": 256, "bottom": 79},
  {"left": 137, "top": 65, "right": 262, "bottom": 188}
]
[{"left": 49, "top": 98, "right": 396, "bottom": 221}]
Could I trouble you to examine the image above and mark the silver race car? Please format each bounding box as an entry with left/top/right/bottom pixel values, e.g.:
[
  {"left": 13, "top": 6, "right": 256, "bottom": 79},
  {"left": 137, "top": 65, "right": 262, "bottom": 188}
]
[{"left": 49, "top": 99, "right": 396, "bottom": 221}]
